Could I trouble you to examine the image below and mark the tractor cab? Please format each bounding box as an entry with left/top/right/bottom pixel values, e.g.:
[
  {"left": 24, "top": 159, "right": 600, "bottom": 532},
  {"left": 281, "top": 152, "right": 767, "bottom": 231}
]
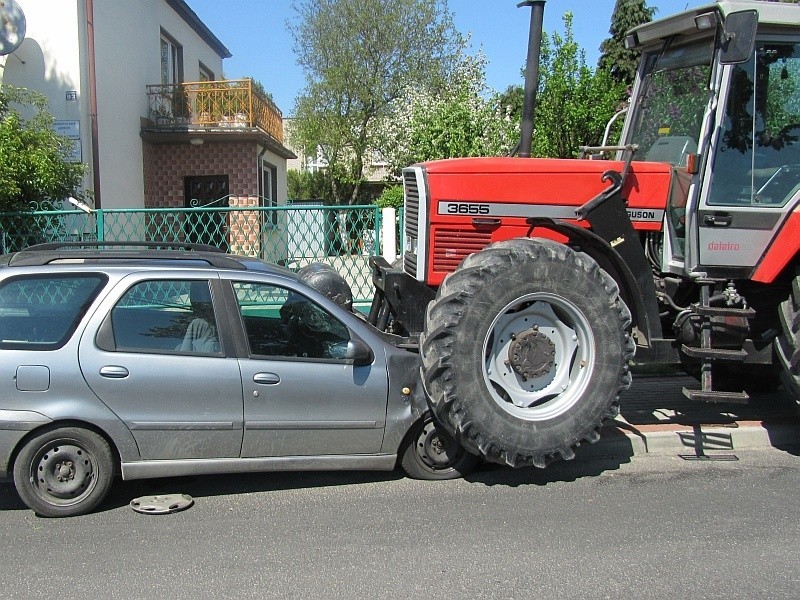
[{"left": 621, "top": 1, "right": 800, "bottom": 280}]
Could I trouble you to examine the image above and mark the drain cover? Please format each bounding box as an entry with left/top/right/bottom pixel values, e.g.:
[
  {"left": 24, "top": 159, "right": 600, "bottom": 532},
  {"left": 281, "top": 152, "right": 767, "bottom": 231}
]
[{"left": 130, "top": 494, "right": 194, "bottom": 514}]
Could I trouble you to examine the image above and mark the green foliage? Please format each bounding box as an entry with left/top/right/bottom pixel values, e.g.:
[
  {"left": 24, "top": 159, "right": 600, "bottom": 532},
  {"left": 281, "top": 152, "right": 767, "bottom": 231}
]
[
  {"left": 631, "top": 63, "right": 711, "bottom": 156},
  {"left": 0, "top": 86, "right": 86, "bottom": 211},
  {"left": 379, "top": 49, "right": 518, "bottom": 172},
  {"left": 287, "top": 167, "right": 372, "bottom": 206},
  {"left": 246, "top": 78, "right": 276, "bottom": 106},
  {"left": 766, "top": 55, "right": 800, "bottom": 135},
  {"left": 288, "top": 0, "right": 461, "bottom": 205},
  {"left": 287, "top": 168, "right": 330, "bottom": 202},
  {"left": 532, "top": 13, "right": 628, "bottom": 158},
  {"left": 598, "top": 0, "right": 656, "bottom": 86},
  {"left": 376, "top": 185, "right": 404, "bottom": 209},
  {"left": 497, "top": 85, "right": 524, "bottom": 123},
  {"left": 441, "top": 13, "right": 628, "bottom": 161}
]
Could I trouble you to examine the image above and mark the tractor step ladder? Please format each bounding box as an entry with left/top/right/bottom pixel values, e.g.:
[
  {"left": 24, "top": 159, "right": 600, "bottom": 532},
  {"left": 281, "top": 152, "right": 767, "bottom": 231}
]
[{"left": 681, "top": 279, "right": 751, "bottom": 405}]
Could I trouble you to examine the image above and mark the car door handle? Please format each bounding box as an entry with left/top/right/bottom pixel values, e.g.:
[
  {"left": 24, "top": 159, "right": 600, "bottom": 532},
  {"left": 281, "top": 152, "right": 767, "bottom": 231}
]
[
  {"left": 253, "top": 372, "right": 281, "bottom": 385},
  {"left": 703, "top": 214, "right": 732, "bottom": 227},
  {"left": 99, "top": 366, "right": 129, "bottom": 379}
]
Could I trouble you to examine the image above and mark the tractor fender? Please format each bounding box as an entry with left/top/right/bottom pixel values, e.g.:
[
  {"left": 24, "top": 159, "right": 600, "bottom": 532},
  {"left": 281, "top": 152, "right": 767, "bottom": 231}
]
[
  {"left": 525, "top": 218, "right": 663, "bottom": 345},
  {"left": 752, "top": 207, "right": 800, "bottom": 284}
]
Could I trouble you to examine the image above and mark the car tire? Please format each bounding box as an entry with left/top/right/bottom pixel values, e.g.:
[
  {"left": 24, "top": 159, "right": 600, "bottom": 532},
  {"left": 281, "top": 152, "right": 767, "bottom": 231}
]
[
  {"left": 400, "top": 414, "right": 479, "bottom": 480},
  {"left": 13, "top": 426, "right": 115, "bottom": 518}
]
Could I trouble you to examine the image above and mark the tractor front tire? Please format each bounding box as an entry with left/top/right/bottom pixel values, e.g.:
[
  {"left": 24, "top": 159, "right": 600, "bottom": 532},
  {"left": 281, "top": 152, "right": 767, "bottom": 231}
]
[
  {"left": 775, "top": 270, "right": 800, "bottom": 401},
  {"left": 421, "top": 238, "right": 634, "bottom": 468}
]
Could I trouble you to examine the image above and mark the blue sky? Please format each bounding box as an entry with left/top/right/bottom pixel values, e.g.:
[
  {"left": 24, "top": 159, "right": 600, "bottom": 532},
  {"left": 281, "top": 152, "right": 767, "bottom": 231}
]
[{"left": 189, "top": 1, "right": 695, "bottom": 116}]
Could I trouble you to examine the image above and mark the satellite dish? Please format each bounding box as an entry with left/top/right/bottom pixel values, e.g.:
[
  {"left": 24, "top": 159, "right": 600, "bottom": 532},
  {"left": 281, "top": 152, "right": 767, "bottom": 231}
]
[{"left": 0, "top": 0, "right": 26, "bottom": 56}]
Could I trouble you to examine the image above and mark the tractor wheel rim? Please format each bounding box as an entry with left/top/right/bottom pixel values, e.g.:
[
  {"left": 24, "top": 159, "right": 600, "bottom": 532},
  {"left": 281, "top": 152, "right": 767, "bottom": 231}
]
[{"left": 483, "top": 293, "right": 595, "bottom": 421}]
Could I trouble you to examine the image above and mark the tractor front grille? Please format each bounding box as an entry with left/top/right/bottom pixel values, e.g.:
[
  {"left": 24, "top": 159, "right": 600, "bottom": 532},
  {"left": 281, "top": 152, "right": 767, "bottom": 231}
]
[
  {"left": 432, "top": 229, "right": 492, "bottom": 273},
  {"left": 402, "top": 168, "right": 423, "bottom": 279}
]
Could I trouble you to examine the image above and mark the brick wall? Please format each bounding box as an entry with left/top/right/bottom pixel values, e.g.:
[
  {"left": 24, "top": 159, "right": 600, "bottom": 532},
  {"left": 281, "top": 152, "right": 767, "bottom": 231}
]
[{"left": 142, "top": 141, "right": 260, "bottom": 208}]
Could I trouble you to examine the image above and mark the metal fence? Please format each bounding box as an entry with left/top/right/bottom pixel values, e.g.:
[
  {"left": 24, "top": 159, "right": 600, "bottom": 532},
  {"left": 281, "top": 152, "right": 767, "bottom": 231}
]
[{"left": 0, "top": 204, "right": 390, "bottom": 304}]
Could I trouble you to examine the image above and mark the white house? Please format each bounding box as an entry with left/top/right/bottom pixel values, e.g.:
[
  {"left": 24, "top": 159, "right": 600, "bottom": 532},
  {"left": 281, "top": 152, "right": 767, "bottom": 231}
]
[{"left": 0, "top": 0, "right": 294, "bottom": 216}]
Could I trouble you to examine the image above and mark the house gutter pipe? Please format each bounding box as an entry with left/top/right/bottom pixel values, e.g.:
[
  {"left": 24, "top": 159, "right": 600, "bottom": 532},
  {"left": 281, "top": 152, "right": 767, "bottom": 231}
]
[{"left": 85, "top": 0, "right": 102, "bottom": 208}]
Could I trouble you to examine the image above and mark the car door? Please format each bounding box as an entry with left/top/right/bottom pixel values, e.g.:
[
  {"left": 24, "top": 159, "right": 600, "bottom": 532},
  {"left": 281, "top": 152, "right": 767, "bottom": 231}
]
[
  {"left": 228, "top": 279, "right": 388, "bottom": 458},
  {"left": 79, "top": 275, "right": 244, "bottom": 460}
]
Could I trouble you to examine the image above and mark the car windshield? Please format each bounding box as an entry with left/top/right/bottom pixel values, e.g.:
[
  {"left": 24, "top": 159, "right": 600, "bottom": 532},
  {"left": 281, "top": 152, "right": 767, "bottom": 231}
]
[{"left": 626, "top": 40, "right": 714, "bottom": 165}]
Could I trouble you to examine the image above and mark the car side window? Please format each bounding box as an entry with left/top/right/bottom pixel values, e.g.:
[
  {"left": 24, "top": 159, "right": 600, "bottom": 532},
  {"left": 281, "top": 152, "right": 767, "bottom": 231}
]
[
  {"left": 108, "top": 279, "right": 221, "bottom": 355},
  {"left": 233, "top": 281, "right": 350, "bottom": 359},
  {"left": 0, "top": 274, "right": 106, "bottom": 350}
]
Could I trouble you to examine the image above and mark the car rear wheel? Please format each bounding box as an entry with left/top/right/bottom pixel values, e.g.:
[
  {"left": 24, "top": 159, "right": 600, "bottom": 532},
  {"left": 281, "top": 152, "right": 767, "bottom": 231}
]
[{"left": 13, "top": 426, "right": 114, "bottom": 518}]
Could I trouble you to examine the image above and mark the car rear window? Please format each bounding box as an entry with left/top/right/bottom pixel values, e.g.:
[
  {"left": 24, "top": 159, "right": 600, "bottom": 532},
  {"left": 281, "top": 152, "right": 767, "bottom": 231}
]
[{"left": 0, "top": 274, "right": 106, "bottom": 349}]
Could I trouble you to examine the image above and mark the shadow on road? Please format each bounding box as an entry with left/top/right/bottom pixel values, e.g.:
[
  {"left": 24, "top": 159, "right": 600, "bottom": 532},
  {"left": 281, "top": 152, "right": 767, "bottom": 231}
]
[
  {"left": 0, "top": 447, "right": 636, "bottom": 515},
  {"left": 465, "top": 454, "right": 633, "bottom": 487}
]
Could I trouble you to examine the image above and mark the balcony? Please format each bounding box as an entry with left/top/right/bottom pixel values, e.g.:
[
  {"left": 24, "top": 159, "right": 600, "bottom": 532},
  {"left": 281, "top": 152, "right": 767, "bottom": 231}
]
[{"left": 145, "top": 79, "right": 284, "bottom": 144}]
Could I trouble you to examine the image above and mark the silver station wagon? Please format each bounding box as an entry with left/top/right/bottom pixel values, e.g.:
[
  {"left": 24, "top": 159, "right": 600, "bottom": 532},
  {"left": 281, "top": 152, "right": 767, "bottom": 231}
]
[{"left": 0, "top": 242, "right": 476, "bottom": 517}]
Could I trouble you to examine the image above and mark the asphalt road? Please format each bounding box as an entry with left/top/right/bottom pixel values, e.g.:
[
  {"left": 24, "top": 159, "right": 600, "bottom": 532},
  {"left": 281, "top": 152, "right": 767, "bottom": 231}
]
[{"left": 1, "top": 449, "right": 799, "bottom": 599}]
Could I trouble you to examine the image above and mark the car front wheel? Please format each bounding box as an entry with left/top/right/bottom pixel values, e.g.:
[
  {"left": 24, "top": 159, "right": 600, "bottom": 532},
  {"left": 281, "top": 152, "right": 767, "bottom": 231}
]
[{"left": 400, "top": 414, "right": 479, "bottom": 480}]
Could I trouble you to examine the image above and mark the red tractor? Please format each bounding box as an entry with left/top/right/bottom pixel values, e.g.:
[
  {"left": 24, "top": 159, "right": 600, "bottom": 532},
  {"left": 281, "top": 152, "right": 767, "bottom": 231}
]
[{"left": 369, "top": 1, "right": 800, "bottom": 468}]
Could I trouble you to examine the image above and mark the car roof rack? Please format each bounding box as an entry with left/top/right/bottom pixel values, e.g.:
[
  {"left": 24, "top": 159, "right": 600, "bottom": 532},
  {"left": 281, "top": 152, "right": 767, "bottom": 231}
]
[
  {"left": 6, "top": 241, "right": 248, "bottom": 270},
  {"left": 23, "top": 241, "right": 225, "bottom": 253}
]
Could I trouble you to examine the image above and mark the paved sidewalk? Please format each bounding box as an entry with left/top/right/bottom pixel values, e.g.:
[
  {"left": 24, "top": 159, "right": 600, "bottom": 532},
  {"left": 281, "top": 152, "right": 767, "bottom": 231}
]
[{"left": 581, "top": 372, "right": 800, "bottom": 461}]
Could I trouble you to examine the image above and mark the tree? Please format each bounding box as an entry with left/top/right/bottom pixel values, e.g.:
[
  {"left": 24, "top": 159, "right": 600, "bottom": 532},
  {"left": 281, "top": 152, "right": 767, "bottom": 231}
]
[
  {"left": 378, "top": 49, "right": 518, "bottom": 174},
  {"left": 287, "top": 168, "right": 329, "bottom": 202},
  {"left": 288, "top": 0, "right": 462, "bottom": 205},
  {"left": 533, "top": 13, "right": 628, "bottom": 158},
  {"left": 497, "top": 85, "right": 524, "bottom": 124},
  {"left": 598, "top": 0, "right": 656, "bottom": 86},
  {"left": 0, "top": 86, "right": 86, "bottom": 211},
  {"left": 471, "top": 14, "right": 627, "bottom": 160}
]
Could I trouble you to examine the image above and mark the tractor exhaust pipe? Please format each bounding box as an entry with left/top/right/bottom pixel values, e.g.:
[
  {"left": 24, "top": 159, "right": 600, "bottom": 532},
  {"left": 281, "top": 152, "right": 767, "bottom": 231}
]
[{"left": 517, "top": 0, "right": 545, "bottom": 158}]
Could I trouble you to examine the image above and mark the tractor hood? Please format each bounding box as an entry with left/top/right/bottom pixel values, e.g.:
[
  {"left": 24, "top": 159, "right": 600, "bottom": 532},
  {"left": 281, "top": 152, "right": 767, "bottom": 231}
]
[
  {"left": 417, "top": 156, "right": 673, "bottom": 211},
  {"left": 403, "top": 156, "right": 677, "bottom": 286}
]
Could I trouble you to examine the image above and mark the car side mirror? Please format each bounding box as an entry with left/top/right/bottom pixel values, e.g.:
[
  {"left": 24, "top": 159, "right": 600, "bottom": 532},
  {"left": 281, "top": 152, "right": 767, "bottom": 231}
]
[
  {"left": 719, "top": 10, "right": 757, "bottom": 65},
  {"left": 346, "top": 338, "right": 374, "bottom": 366}
]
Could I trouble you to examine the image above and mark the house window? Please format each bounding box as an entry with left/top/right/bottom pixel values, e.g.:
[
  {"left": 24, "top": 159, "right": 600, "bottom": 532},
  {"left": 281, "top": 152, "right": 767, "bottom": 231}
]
[
  {"left": 260, "top": 161, "right": 278, "bottom": 226},
  {"left": 160, "top": 32, "right": 183, "bottom": 85},
  {"left": 199, "top": 62, "right": 214, "bottom": 82}
]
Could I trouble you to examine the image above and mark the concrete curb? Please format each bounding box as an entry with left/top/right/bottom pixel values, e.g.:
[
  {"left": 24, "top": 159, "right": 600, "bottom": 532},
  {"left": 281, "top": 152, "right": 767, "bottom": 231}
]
[{"left": 578, "top": 419, "right": 800, "bottom": 461}]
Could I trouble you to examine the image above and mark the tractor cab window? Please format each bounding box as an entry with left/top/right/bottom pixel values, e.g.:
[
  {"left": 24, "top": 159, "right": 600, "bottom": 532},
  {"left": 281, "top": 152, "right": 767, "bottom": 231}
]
[
  {"left": 627, "top": 41, "right": 714, "bottom": 166},
  {"left": 708, "top": 42, "right": 800, "bottom": 207}
]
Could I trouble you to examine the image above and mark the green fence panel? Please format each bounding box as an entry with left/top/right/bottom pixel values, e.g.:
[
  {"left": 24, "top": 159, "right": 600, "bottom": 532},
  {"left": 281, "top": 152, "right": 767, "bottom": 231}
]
[{"left": 0, "top": 204, "right": 389, "bottom": 305}]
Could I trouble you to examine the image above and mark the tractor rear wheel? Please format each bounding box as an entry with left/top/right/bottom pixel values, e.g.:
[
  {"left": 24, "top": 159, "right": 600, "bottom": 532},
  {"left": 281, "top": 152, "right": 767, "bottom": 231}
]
[
  {"left": 421, "top": 238, "right": 634, "bottom": 468},
  {"left": 775, "top": 270, "right": 800, "bottom": 401}
]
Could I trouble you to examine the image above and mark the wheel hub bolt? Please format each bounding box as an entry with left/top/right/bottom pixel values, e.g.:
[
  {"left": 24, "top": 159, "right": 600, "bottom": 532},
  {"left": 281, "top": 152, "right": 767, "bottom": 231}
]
[{"left": 56, "top": 461, "right": 75, "bottom": 482}]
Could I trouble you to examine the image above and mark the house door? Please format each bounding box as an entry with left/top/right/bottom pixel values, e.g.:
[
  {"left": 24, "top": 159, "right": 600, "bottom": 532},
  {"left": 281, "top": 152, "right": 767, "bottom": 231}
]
[{"left": 185, "top": 175, "right": 230, "bottom": 250}]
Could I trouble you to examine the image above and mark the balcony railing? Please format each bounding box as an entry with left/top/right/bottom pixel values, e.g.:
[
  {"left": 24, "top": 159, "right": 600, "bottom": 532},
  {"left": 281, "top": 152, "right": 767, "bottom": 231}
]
[{"left": 146, "top": 78, "right": 284, "bottom": 144}]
